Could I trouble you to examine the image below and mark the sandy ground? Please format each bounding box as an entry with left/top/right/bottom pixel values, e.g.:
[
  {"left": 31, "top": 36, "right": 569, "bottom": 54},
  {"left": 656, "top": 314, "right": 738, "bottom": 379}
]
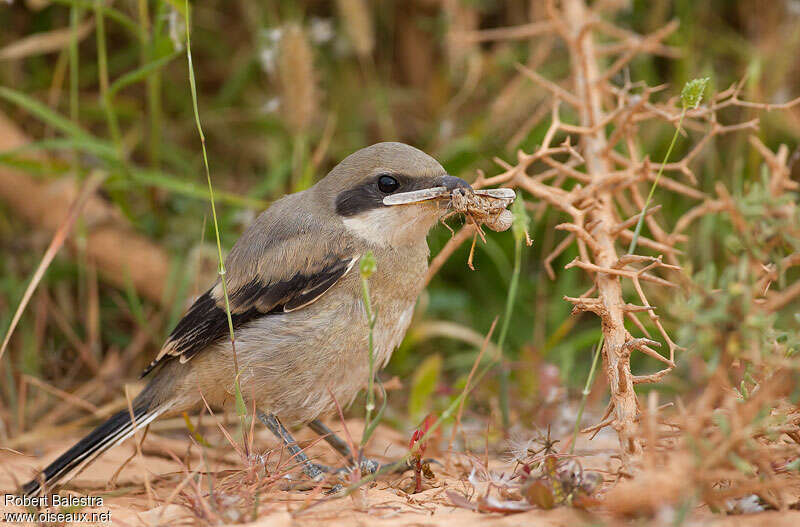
[{"left": 2, "top": 418, "right": 799, "bottom": 526}]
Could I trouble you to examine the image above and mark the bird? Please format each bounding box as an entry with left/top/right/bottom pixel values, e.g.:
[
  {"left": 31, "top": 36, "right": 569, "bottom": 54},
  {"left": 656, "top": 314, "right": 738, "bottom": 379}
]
[{"left": 22, "top": 142, "right": 473, "bottom": 497}]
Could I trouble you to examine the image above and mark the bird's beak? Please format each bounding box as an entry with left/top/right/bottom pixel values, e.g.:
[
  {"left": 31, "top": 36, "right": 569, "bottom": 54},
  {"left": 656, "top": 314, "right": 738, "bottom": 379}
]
[{"left": 383, "top": 175, "right": 472, "bottom": 206}]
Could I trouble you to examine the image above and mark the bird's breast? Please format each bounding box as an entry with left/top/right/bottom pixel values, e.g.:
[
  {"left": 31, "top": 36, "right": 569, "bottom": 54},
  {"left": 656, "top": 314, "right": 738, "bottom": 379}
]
[{"left": 212, "top": 243, "right": 428, "bottom": 425}]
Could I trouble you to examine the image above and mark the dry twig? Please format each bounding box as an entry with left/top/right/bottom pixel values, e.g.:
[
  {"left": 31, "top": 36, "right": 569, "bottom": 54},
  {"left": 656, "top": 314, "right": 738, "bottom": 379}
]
[{"left": 426, "top": 0, "right": 799, "bottom": 466}]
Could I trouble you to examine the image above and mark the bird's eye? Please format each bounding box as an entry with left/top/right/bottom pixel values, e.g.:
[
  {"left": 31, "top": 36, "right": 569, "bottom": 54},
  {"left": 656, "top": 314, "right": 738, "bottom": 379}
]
[{"left": 377, "top": 174, "right": 400, "bottom": 194}]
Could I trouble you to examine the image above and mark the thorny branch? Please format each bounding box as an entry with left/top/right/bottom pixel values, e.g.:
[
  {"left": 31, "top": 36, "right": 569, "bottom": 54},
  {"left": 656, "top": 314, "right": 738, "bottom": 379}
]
[{"left": 429, "top": 0, "right": 800, "bottom": 466}]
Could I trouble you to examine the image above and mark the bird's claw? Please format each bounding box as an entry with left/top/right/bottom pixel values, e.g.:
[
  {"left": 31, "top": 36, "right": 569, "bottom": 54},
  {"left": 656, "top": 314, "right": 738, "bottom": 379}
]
[
  {"left": 304, "top": 457, "right": 441, "bottom": 483},
  {"left": 358, "top": 458, "right": 381, "bottom": 475},
  {"left": 330, "top": 458, "right": 381, "bottom": 476},
  {"left": 302, "top": 462, "right": 330, "bottom": 481},
  {"left": 339, "top": 457, "right": 440, "bottom": 476},
  {"left": 325, "top": 483, "right": 344, "bottom": 495}
]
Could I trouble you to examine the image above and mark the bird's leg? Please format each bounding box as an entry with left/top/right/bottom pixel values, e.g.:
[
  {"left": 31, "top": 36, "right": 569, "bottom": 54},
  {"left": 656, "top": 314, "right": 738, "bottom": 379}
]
[
  {"left": 257, "top": 412, "right": 329, "bottom": 481},
  {"left": 307, "top": 419, "right": 414, "bottom": 476},
  {"left": 307, "top": 419, "right": 354, "bottom": 463}
]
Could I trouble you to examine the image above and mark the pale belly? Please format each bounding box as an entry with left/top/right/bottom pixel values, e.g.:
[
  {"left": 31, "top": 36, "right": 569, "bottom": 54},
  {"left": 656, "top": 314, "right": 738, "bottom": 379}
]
[{"left": 185, "top": 281, "right": 416, "bottom": 425}]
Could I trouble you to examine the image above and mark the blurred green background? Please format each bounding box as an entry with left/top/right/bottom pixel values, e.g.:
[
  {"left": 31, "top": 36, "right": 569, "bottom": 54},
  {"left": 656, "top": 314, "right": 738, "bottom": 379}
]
[{"left": 1, "top": 0, "right": 798, "bottom": 435}]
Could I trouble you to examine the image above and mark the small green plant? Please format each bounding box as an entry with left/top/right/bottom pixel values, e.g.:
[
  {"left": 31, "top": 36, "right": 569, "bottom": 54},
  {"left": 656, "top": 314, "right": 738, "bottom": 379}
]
[
  {"left": 497, "top": 193, "right": 531, "bottom": 430},
  {"left": 672, "top": 176, "right": 800, "bottom": 371},
  {"left": 183, "top": 0, "right": 248, "bottom": 444},
  {"left": 628, "top": 77, "right": 709, "bottom": 254},
  {"left": 569, "top": 77, "right": 709, "bottom": 453},
  {"left": 408, "top": 414, "right": 436, "bottom": 492},
  {"left": 570, "top": 334, "right": 603, "bottom": 454},
  {"left": 358, "top": 251, "right": 386, "bottom": 449},
  {"left": 94, "top": 0, "right": 120, "bottom": 151}
]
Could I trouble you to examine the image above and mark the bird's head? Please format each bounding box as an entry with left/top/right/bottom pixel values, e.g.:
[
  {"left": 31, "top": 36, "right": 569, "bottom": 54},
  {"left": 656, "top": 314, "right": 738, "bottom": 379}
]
[{"left": 315, "top": 142, "right": 471, "bottom": 247}]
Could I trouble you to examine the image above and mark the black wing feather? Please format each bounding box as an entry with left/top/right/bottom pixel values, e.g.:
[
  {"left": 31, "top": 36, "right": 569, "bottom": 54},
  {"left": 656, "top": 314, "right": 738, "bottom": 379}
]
[{"left": 140, "top": 256, "right": 355, "bottom": 377}]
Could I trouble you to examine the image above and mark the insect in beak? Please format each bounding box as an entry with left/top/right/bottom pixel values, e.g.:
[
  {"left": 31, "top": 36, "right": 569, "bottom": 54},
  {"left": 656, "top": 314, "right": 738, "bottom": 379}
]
[
  {"left": 382, "top": 173, "right": 516, "bottom": 207},
  {"left": 382, "top": 183, "right": 515, "bottom": 207}
]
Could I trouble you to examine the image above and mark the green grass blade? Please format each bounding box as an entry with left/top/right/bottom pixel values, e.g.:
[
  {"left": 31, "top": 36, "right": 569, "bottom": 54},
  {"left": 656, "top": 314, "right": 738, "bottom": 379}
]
[
  {"left": 108, "top": 50, "right": 181, "bottom": 97},
  {"left": 628, "top": 78, "right": 707, "bottom": 255},
  {"left": 0, "top": 87, "right": 92, "bottom": 140},
  {"left": 627, "top": 111, "right": 685, "bottom": 255},
  {"left": 0, "top": 140, "right": 266, "bottom": 209},
  {"left": 570, "top": 334, "right": 603, "bottom": 454},
  {"left": 51, "top": 0, "right": 143, "bottom": 38},
  {"left": 497, "top": 193, "right": 529, "bottom": 430},
  {"left": 183, "top": 0, "right": 245, "bottom": 429},
  {"left": 0, "top": 138, "right": 118, "bottom": 162},
  {"left": 95, "top": 0, "right": 121, "bottom": 148},
  {"left": 128, "top": 169, "right": 267, "bottom": 209},
  {"left": 359, "top": 251, "right": 380, "bottom": 447},
  {"left": 69, "top": 5, "right": 81, "bottom": 123},
  {"left": 164, "top": 0, "right": 188, "bottom": 19}
]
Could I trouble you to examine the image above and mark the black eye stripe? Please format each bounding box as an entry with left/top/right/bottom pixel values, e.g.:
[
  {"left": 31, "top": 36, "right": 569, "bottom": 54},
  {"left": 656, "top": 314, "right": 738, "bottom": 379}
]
[
  {"left": 335, "top": 183, "right": 383, "bottom": 217},
  {"left": 335, "top": 174, "right": 441, "bottom": 217}
]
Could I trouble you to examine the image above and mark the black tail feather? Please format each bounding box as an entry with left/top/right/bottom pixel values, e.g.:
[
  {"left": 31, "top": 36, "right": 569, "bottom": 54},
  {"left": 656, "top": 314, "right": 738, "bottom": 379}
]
[{"left": 22, "top": 404, "right": 150, "bottom": 497}]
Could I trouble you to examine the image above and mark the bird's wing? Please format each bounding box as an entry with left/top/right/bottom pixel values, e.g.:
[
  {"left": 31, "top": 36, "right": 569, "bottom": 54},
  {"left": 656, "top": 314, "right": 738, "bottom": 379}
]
[{"left": 141, "top": 203, "right": 358, "bottom": 377}]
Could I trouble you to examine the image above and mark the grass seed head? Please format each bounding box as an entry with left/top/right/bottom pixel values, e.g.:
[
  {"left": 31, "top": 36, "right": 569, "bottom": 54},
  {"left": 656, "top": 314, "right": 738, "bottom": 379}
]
[
  {"left": 278, "top": 23, "right": 317, "bottom": 134},
  {"left": 681, "top": 77, "right": 709, "bottom": 109},
  {"left": 337, "top": 0, "right": 374, "bottom": 59}
]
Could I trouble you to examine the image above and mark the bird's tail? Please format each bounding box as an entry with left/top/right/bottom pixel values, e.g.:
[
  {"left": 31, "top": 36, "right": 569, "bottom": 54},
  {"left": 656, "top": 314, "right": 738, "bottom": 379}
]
[{"left": 21, "top": 401, "right": 167, "bottom": 497}]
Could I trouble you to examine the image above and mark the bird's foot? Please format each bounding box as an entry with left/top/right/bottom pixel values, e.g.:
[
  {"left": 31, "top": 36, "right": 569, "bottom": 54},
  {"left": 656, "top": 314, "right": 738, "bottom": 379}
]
[
  {"left": 302, "top": 462, "right": 330, "bottom": 481},
  {"left": 304, "top": 458, "right": 441, "bottom": 480},
  {"left": 325, "top": 484, "right": 344, "bottom": 495},
  {"left": 296, "top": 463, "right": 343, "bottom": 494},
  {"left": 355, "top": 458, "right": 381, "bottom": 476},
  {"left": 336, "top": 457, "right": 437, "bottom": 476},
  {"left": 328, "top": 458, "right": 382, "bottom": 477}
]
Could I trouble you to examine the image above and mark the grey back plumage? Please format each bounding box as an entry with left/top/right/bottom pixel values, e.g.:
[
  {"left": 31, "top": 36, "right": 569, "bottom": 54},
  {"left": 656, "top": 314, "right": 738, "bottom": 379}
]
[{"left": 143, "top": 191, "right": 360, "bottom": 375}]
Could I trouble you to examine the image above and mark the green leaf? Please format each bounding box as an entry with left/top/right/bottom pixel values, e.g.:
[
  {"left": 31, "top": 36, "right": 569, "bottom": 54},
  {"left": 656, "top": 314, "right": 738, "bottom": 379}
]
[
  {"left": 0, "top": 138, "right": 118, "bottom": 163},
  {"left": 728, "top": 452, "right": 755, "bottom": 475},
  {"left": 234, "top": 376, "right": 247, "bottom": 418},
  {"left": 50, "top": 0, "right": 143, "bottom": 38},
  {"left": 712, "top": 411, "right": 731, "bottom": 435},
  {"left": 109, "top": 50, "right": 182, "bottom": 97},
  {"left": 0, "top": 86, "right": 92, "bottom": 140},
  {"left": 785, "top": 458, "right": 800, "bottom": 472},
  {"left": 511, "top": 192, "right": 530, "bottom": 243},
  {"left": 360, "top": 378, "right": 387, "bottom": 447},
  {"left": 408, "top": 354, "right": 442, "bottom": 421},
  {"left": 183, "top": 413, "right": 212, "bottom": 447},
  {"left": 127, "top": 168, "right": 267, "bottom": 209},
  {"left": 163, "top": 0, "right": 188, "bottom": 20}
]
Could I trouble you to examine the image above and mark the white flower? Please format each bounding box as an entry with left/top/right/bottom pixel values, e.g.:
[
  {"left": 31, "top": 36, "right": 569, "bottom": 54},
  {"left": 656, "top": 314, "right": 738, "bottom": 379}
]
[
  {"left": 259, "top": 46, "right": 277, "bottom": 74},
  {"left": 309, "top": 18, "right": 334, "bottom": 44},
  {"left": 257, "top": 27, "right": 284, "bottom": 74},
  {"left": 263, "top": 27, "right": 284, "bottom": 43},
  {"left": 261, "top": 97, "right": 280, "bottom": 114},
  {"left": 503, "top": 430, "right": 538, "bottom": 463}
]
